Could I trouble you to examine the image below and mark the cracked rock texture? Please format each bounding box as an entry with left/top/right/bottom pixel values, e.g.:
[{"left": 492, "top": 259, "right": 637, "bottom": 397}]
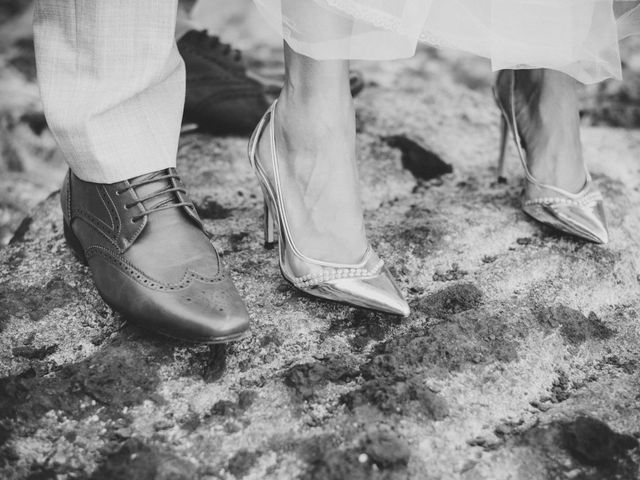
[{"left": 1, "top": 1, "right": 640, "bottom": 479}]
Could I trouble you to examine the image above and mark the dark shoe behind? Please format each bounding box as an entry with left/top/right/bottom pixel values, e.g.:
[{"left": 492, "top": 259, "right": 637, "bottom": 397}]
[{"left": 178, "top": 30, "right": 269, "bottom": 135}]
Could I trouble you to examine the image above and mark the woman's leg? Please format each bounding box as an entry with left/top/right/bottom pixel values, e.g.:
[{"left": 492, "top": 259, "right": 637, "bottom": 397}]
[
  {"left": 257, "top": 43, "right": 368, "bottom": 264},
  {"left": 495, "top": 67, "right": 608, "bottom": 243},
  {"left": 510, "top": 68, "right": 586, "bottom": 196},
  {"left": 512, "top": 2, "right": 640, "bottom": 195}
]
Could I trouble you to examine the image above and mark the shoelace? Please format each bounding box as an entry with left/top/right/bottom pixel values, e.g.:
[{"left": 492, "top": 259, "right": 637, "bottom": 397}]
[
  {"left": 193, "top": 30, "right": 242, "bottom": 63},
  {"left": 116, "top": 171, "right": 194, "bottom": 223}
]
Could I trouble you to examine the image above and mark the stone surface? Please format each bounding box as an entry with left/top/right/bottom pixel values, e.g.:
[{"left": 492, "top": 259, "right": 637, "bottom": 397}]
[{"left": 2, "top": 1, "right": 640, "bottom": 479}]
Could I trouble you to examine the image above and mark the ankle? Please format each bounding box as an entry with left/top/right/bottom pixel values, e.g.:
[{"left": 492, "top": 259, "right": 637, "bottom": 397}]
[
  {"left": 283, "top": 43, "right": 352, "bottom": 101},
  {"left": 275, "top": 90, "right": 355, "bottom": 155},
  {"left": 515, "top": 69, "right": 578, "bottom": 108},
  {"left": 279, "top": 84, "right": 354, "bottom": 118}
]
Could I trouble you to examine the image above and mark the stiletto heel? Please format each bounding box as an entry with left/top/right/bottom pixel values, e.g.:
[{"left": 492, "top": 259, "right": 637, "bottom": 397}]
[
  {"left": 248, "top": 100, "right": 410, "bottom": 316},
  {"left": 263, "top": 198, "right": 276, "bottom": 249},
  {"left": 493, "top": 70, "right": 609, "bottom": 244},
  {"left": 497, "top": 114, "right": 509, "bottom": 183}
]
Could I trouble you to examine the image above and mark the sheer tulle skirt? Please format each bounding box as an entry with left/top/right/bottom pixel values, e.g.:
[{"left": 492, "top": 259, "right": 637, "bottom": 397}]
[{"left": 253, "top": 0, "right": 640, "bottom": 83}]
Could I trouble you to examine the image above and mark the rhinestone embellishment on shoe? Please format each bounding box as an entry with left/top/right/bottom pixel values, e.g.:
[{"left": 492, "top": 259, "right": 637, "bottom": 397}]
[{"left": 292, "top": 253, "right": 385, "bottom": 289}]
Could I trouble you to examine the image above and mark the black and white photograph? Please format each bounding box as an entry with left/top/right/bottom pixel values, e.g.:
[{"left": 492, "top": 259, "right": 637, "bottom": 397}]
[{"left": 1, "top": 0, "right": 640, "bottom": 478}]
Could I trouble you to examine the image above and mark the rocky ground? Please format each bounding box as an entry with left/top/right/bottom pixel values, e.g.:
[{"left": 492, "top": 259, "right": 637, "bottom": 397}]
[{"left": 2, "top": 2, "right": 640, "bottom": 479}]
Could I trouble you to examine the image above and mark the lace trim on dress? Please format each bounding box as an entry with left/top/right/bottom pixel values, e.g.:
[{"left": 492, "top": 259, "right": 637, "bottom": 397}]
[
  {"left": 322, "top": 0, "right": 451, "bottom": 48},
  {"left": 323, "top": 0, "right": 405, "bottom": 35},
  {"left": 418, "top": 30, "right": 445, "bottom": 47}
]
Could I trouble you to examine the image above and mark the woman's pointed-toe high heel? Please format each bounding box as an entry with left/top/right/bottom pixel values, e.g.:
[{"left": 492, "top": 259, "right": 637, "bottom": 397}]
[
  {"left": 248, "top": 101, "right": 410, "bottom": 317},
  {"left": 493, "top": 70, "right": 609, "bottom": 244}
]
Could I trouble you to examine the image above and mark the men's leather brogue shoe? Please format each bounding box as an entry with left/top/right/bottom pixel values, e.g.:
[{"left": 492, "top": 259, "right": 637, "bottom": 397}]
[{"left": 61, "top": 168, "right": 250, "bottom": 343}]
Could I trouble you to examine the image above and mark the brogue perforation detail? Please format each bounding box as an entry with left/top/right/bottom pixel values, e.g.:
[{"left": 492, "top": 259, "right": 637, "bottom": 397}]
[
  {"left": 85, "top": 245, "right": 224, "bottom": 291},
  {"left": 71, "top": 189, "right": 148, "bottom": 252},
  {"left": 70, "top": 189, "right": 117, "bottom": 239},
  {"left": 64, "top": 172, "right": 72, "bottom": 221},
  {"left": 72, "top": 208, "right": 121, "bottom": 248}
]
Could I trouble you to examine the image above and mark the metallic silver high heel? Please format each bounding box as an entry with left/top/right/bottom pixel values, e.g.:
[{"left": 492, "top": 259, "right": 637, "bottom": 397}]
[
  {"left": 248, "top": 101, "right": 410, "bottom": 317},
  {"left": 494, "top": 70, "right": 609, "bottom": 244}
]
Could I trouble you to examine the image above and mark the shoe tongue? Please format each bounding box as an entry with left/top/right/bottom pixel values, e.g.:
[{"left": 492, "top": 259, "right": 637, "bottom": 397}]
[
  {"left": 125, "top": 172, "right": 216, "bottom": 277},
  {"left": 129, "top": 170, "right": 180, "bottom": 213}
]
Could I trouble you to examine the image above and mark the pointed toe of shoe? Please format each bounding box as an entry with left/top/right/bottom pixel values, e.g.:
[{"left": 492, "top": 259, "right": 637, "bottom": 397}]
[
  {"left": 94, "top": 261, "right": 250, "bottom": 343},
  {"left": 549, "top": 200, "right": 608, "bottom": 244},
  {"left": 524, "top": 199, "right": 609, "bottom": 244},
  {"left": 311, "top": 268, "right": 410, "bottom": 317},
  {"left": 163, "top": 277, "right": 251, "bottom": 343}
]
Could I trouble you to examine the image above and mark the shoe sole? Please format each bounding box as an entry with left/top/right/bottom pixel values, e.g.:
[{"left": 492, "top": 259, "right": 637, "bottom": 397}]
[
  {"left": 149, "top": 328, "right": 249, "bottom": 345},
  {"left": 63, "top": 222, "right": 249, "bottom": 344}
]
